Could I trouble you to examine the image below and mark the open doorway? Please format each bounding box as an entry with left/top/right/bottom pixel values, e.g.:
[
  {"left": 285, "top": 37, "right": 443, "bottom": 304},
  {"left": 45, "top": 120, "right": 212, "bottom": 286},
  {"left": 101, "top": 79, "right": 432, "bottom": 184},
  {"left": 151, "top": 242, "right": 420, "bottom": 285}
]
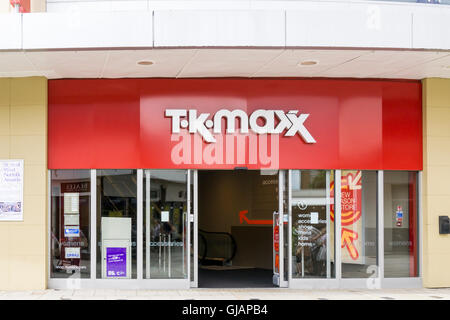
[{"left": 197, "top": 170, "right": 279, "bottom": 288}]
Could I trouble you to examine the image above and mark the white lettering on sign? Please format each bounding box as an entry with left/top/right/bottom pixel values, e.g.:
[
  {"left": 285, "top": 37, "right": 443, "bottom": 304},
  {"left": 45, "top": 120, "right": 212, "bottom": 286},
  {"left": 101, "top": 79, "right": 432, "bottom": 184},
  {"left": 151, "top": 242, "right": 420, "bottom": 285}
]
[{"left": 165, "top": 109, "right": 316, "bottom": 144}]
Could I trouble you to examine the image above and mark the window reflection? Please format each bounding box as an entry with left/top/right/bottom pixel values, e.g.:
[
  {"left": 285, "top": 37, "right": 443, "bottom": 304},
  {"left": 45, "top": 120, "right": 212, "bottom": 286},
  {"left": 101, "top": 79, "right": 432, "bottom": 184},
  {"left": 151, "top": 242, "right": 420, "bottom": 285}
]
[
  {"left": 291, "top": 170, "right": 335, "bottom": 279},
  {"left": 50, "top": 170, "right": 91, "bottom": 279},
  {"left": 384, "top": 171, "right": 419, "bottom": 278},
  {"left": 49, "top": 168, "right": 420, "bottom": 283},
  {"left": 340, "top": 171, "right": 378, "bottom": 278},
  {"left": 144, "top": 170, "right": 188, "bottom": 279},
  {"left": 97, "top": 170, "right": 137, "bottom": 279}
]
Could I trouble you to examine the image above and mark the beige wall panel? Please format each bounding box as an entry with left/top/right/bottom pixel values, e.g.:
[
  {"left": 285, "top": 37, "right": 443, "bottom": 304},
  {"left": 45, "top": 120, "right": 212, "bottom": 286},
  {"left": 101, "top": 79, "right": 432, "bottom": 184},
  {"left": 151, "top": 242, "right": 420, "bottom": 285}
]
[
  {"left": 0, "top": 225, "right": 10, "bottom": 287},
  {"left": 426, "top": 108, "right": 450, "bottom": 137},
  {"left": 422, "top": 133, "right": 429, "bottom": 174},
  {"left": 10, "top": 105, "right": 47, "bottom": 136},
  {"left": 10, "top": 77, "right": 47, "bottom": 107},
  {"left": 423, "top": 78, "right": 450, "bottom": 288},
  {"left": 423, "top": 253, "right": 450, "bottom": 287},
  {"left": 22, "top": 195, "right": 47, "bottom": 226},
  {"left": 23, "top": 164, "right": 47, "bottom": 196},
  {"left": 0, "top": 106, "right": 10, "bottom": 135},
  {"left": 8, "top": 255, "right": 46, "bottom": 290},
  {"left": 0, "top": 135, "right": 10, "bottom": 158},
  {"left": 424, "top": 195, "right": 450, "bottom": 226},
  {"left": 426, "top": 137, "right": 450, "bottom": 166},
  {"left": 424, "top": 166, "right": 450, "bottom": 196},
  {"left": 10, "top": 135, "right": 47, "bottom": 165},
  {"left": 30, "top": 0, "right": 46, "bottom": 12},
  {"left": 424, "top": 78, "right": 450, "bottom": 108},
  {"left": 0, "top": 77, "right": 47, "bottom": 291},
  {"left": 9, "top": 224, "right": 46, "bottom": 255},
  {"left": 423, "top": 223, "right": 450, "bottom": 255},
  {"left": 0, "top": 225, "right": 10, "bottom": 255},
  {"left": 0, "top": 0, "right": 11, "bottom": 13},
  {"left": 0, "top": 260, "right": 8, "bottom": 289},
  {"left": 0, "top": 78, "right": 10, "bottom": 105}
]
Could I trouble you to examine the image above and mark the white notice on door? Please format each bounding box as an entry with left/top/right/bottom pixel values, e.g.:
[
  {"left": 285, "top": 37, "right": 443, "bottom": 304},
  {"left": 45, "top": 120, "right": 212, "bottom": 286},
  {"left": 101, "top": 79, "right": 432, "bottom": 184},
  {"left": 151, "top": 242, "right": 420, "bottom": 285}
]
[
  {"left": 64, "top": 214, "right": 80, "bottom": 226},
  {"left": 310, "top": 212, "right": 319, "bottom": 224},
  {"left": 64, "top": 193, "right": 79, "bottom": 214},
  {"left": 161, "top": 211, "right": 170, "bottom": 222}
]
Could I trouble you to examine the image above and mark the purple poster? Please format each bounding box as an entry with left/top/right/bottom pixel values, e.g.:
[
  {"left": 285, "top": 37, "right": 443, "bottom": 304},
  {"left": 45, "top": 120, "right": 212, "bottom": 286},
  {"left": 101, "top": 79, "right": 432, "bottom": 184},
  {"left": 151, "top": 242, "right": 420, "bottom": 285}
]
[{"left": 106, "top": 247, "right": 127, "bottom": 277}]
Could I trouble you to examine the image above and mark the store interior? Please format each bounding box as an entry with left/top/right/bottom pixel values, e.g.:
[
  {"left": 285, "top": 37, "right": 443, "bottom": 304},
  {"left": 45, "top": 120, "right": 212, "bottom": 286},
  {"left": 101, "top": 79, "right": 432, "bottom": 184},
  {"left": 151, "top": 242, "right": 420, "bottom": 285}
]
[{"left": 197, "top": 170, "right": 278, "bottom": 288}]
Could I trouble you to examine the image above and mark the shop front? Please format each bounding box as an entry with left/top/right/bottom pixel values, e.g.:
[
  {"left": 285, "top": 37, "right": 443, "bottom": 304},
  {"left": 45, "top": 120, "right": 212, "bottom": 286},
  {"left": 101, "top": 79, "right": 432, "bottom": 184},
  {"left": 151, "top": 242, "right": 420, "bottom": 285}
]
[{"left": 47, "top": 78, "right": 422, "bottom": 289}]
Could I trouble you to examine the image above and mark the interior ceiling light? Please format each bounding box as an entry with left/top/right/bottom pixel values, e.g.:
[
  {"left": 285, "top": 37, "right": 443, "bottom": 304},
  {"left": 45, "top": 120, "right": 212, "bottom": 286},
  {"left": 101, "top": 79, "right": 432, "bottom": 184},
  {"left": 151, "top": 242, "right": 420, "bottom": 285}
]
[
  {"left": 137, "top": 60, "right": 154, "bottom": 66},
  {"left": 298, "top": 60, "right": 318, "bottom": 66}
]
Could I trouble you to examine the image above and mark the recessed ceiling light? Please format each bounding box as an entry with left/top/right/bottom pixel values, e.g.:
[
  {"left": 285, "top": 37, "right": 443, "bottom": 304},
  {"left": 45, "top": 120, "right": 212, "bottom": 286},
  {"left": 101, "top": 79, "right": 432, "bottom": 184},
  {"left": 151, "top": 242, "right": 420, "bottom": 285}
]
[
  {"left": 137, "top": 60, "right": 154, "bottom": 66},
  {"left": 298, "top": 60, "right": 318, "bottom": 66}
]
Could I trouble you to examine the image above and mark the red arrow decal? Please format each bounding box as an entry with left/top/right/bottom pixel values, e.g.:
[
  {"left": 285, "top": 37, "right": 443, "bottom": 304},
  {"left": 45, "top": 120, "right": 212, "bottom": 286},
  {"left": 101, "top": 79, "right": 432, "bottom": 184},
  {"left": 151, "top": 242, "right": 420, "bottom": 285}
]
[{"left": 239, "top": 210, "right": 272, "bottom": 225}]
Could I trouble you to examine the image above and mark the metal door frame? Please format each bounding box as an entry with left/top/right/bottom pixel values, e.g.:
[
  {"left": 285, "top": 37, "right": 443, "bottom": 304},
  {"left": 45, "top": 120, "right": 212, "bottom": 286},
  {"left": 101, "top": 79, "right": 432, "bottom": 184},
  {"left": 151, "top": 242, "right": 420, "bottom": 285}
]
[
  {"left": 190, "top": 169, "right": 199, "bottom": 287},
  {"left": 287, "top": 170, "right": 341, "bottom": 289},
  {"left": 278, "top": 170, "right": 289, "bottom": 287}
]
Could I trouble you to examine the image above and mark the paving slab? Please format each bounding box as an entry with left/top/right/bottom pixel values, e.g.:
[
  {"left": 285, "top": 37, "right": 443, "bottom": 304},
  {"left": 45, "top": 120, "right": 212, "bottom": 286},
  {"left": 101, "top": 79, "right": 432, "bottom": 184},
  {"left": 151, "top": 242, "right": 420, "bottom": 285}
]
[
  {"left": 2, "top": 288, "right": 450, "bottom": 300},
  {"left": 137, "top": 290, "right": 181, "bottom": 297}
]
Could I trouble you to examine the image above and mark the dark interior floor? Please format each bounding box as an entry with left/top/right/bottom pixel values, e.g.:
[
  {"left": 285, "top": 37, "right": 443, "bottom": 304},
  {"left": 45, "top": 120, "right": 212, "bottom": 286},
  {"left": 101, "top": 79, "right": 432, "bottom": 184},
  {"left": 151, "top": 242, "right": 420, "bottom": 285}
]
[{"left": 198, "top": 267, "right": 275, "bottom": 288}]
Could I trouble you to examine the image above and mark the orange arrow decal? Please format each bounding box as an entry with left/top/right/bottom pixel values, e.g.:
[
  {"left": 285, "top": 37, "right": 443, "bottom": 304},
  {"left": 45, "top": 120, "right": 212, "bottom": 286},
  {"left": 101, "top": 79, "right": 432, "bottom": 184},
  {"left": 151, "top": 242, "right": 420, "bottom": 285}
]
[
  {"left": 341, "top": 227, "right": 359, "bottom": 260},
  {"left": 239, "top": 210, "right": 272, "bottom": 225}
]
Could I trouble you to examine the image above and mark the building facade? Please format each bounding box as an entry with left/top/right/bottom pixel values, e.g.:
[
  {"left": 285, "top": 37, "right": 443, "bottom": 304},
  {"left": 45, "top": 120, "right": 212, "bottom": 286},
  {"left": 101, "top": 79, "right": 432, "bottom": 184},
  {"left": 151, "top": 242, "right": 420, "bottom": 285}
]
[{"left": 0, "top": 0, "right": 450, "bottom": 290}]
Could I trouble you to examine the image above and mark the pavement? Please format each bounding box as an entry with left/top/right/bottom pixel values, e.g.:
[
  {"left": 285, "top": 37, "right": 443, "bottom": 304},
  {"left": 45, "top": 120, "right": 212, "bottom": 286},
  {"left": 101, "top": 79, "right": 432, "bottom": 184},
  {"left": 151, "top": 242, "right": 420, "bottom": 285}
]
[{"left": 1, "top": 287, "right": 450, "bottom": 300}]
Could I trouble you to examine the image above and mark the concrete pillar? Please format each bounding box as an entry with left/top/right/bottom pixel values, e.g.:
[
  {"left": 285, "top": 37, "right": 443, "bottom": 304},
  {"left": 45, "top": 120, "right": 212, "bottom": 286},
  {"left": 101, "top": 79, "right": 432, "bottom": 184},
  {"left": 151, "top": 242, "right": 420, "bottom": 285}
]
[{"left": 0, "top": 77, "right": 48, "bottom": 290}]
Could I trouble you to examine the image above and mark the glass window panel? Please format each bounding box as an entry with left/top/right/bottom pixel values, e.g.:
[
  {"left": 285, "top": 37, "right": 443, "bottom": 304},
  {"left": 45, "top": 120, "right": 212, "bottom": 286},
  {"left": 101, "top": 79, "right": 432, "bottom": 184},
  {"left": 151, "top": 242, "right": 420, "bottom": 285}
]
[
  {"left": 50, "top": 169, "right": 91, "bottom": 279},
  {"left": 144, "top": 170, "right": 188, "bottom": 279},
  {"left": 97, "top": 169, "right": 137, "bottom": 279},
  {"left": 341, "top": 170, "right": 378, "bottom": 278},
  {"left": 384, "top": 171, "right": 419, "bottom": 278},
  {"left": 291, "top": 170, "right": 335, "bottom": 279}
]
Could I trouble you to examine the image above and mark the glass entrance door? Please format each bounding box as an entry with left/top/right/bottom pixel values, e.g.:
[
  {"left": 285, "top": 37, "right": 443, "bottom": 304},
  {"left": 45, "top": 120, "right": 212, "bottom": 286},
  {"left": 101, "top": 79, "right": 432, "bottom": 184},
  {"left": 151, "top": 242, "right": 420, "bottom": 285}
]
[
  {"left": 143, "top": 170, "right": 191, "bottom": 283},
  {"left": 290, "top": 170, "right": 336, "bottom": 282}
]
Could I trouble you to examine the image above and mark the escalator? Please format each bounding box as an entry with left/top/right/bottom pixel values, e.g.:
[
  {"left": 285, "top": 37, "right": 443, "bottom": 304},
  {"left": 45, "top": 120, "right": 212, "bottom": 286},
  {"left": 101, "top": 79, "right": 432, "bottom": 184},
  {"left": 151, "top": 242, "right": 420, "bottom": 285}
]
[
  {"left": 198, "top": 229, "right": 274, "bottom": 288},
  {"left": 198, "top": 229, "right": 237, "bottom": 266}
]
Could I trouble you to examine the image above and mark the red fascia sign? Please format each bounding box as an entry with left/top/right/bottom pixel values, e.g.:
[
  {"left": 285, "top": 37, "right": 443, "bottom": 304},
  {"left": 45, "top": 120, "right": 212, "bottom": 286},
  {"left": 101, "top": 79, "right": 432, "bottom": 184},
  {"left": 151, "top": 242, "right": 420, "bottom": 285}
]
[{"left": 48, "top": 79, "right": 422, "bottom": 170}]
